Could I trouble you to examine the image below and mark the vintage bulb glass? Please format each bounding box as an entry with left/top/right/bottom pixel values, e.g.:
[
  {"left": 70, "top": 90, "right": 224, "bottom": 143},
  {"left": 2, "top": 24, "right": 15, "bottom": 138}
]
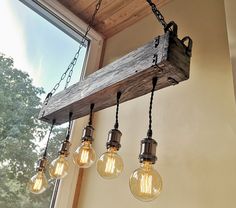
[
  {"left": 73, "top": 141, "right": 96, "bottom": 168},
  {"left": 49, "top": 154, "right": 69, "bottom": 179},
  {"left": 96, "top": 147, "right": 124, "bottom": 179},
  {"left": 129, "top": 161, "right": 162, "bottom": 202},
  {"left": 28, "top": 170, "right": 48, "bottom": 194}
]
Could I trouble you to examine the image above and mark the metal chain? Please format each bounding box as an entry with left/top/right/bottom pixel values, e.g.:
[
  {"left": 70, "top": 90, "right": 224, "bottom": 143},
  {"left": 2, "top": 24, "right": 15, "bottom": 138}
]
[
  {"left": 146, "top": 0, "right": 167, "bottom": 28},
  {"left": 45, "top": 0, "right": 103, "bottom": 103}
]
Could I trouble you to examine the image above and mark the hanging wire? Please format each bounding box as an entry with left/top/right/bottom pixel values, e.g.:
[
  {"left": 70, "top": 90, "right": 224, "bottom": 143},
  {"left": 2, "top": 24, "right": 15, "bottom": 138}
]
[
  {"left": 65, "top": 112, "right": 73, "bottom": 141},
  {"left": 88, "top": 103, "right": 95, "bottom": 126},
  {"left": 114, "top": 92, "right": 122, "bottom": 129},
  {"left": 147, "top": 77, "right": 158, "bottom": 138},
  {"left": 44, "top": 0, "right": 103, "bottom": 103},
  {"left": 43, "top": 119, "right": 56, "bottom": 157}
]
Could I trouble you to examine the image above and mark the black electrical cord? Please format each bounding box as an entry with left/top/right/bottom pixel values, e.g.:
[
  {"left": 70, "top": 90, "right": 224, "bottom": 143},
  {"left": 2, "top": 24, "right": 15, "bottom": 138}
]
[
  {"left": 88, "top": 103, "right": 95, "bottom": 126},
  {"left": 43, "top": 119, "right": 56, "bottom": 157},
  {"left": 66, "top": 112, "right": 73, "bottom": 141},
  {"left": 114, "top": 92, "right": 122, "bottom": 129},
  {"left": 147, "top": 77, "right": 158, "bottom": 138}
]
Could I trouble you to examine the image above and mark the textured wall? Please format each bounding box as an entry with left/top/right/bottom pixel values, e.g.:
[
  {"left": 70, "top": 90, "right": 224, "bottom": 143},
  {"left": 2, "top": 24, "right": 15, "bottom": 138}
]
[{"left": 78, "top": 0, "right": 236, "bottom": 207}]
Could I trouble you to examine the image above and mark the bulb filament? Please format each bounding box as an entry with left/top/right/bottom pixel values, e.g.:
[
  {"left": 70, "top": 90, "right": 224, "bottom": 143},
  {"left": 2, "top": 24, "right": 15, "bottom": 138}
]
[
  {"left": 54, "top": 162, "right": 65, "bottom": 175},
  {"left": 33, "top": 176, "right": 43, "bottom": 191},
  {"left": 80, "top": 149, "right": 89, "bottom": 164},
  {"left": 140, "top": 174, "right": 153, "bottom": 194},
  {"left": 105, "top": 157, "right": 116, "bottom": 173}
]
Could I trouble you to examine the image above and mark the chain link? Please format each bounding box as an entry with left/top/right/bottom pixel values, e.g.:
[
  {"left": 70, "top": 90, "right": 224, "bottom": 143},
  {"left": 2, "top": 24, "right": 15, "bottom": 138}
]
[
  {"left": 146, "top": 0, "right": 167, "bottom": 28},
  {"left": 45, "top": 0, "right": 102, "bottom": 103}
]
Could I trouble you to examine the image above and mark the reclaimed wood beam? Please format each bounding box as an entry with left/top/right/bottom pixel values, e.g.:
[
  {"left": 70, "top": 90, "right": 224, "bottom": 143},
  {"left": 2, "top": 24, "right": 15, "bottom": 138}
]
[{"left": 39, "top": 32, "right": 192, "bottom": 124}]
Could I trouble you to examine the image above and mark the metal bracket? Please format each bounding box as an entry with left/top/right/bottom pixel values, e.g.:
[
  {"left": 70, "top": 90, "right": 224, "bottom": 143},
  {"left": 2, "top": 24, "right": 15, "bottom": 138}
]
[
  {"left": 181, "top": 36, "right": 193, "bottom": 57},
  {"left": 168, "top": 77, "right": 179, "bottom": 85},
  {"left": 152, "top": 36, "right": 160, "bottom": 67},
  {"left": 165, "top": 21, "right": 178, "bottom": 37}
]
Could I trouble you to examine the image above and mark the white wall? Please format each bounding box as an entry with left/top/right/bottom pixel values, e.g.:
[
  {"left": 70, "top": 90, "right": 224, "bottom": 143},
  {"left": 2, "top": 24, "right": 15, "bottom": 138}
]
[{"left": 77, "top": 0, "right": 236, "bottom": 207}]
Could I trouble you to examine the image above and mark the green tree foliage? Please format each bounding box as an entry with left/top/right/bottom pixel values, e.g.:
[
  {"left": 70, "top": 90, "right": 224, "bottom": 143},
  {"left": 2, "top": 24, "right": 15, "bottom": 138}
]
[{"left": 0, "top": 54, "right": 66, "bottom": 207}]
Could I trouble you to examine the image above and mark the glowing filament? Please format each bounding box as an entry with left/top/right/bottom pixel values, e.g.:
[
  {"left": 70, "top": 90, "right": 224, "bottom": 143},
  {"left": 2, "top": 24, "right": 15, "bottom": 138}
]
[
  {"left": 140, "top": 174, "right": 152, "bottom": 194},
  {"left": 80, "top": 149, "right": 89, "bottom": 164},
  {"left": 105, "top": 157, "right": 116, "bottom": 173},
  {"left": 54, "top": 162, "right": 64, "bottom": 175},
  {"left": 33, "top": 177, "right": 43, "bottom": 191}
]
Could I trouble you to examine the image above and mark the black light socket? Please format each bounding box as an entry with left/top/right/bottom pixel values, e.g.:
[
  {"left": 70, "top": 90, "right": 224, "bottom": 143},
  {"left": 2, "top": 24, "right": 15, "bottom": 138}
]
[
  {"left": 59, "top": 140, "right": 71, "bottom": 156},
  {"left": 139, "top": 137, "right": 157, "bottom": 164},
  {"left": 36, "top": 157, "right": 47, "bottom": 172},
  {"left": 106, "top": 129, "right": 122, "bottom": 150},
  {"left": 81, "top": 125, "right": 94, "bottom": 143}
]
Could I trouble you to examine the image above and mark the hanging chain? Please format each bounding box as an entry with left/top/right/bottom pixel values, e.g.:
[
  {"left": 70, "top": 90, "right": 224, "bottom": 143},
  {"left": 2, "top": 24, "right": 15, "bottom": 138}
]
[
  {"left": 114, "top": 92, "right": 122, "bottom": 129},
  {"left": 44, "top": 0, "right": 103, "bottom": 103},
  {"left": 146, "top": 0, "right": 167, "bottom": 29},
  {"left": 147, "top": 77, "right": 158, "bottom": 138}
]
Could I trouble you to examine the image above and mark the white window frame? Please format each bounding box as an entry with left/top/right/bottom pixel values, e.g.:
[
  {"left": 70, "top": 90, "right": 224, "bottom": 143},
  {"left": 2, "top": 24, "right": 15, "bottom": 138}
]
[{"left": 19, "top": 1, "right": 104, "bottom": 207}]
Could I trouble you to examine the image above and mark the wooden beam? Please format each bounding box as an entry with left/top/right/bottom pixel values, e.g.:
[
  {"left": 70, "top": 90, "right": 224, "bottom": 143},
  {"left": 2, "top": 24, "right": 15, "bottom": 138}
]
[{"left": 39, "top": 32, "right": 191, "bottom": 124}]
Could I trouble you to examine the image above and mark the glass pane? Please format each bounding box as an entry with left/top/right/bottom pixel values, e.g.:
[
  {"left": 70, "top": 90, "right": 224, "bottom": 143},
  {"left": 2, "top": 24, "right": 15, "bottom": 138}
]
[{"left": 0, "top": 0, "right": 87, "bottom": 207}]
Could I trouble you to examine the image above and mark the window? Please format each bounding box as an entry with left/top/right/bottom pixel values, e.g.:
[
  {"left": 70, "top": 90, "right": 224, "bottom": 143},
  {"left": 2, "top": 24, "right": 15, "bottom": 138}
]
[{"left": 0, "top": 0, "right": 103, "bottom": 207}]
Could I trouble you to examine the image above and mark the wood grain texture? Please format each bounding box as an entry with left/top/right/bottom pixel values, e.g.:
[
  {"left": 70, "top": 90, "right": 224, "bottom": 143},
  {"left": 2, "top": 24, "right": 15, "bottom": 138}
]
[
  {"left": 39, "top": 32, "right": 191, "bottom": 124},
  {"left": 57, "top": 0, "right": 171, "bottom": 38}
]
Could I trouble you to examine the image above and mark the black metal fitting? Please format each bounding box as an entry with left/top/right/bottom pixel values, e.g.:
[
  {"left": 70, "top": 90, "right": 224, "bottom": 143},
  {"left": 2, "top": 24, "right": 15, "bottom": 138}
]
[
  {"left": 164, "top": 21, "right": 178, "bottom": 37},
  {"left": 106, "top": 129, "right": 122, "bottom": 150},
  {"left": 59, "top": 140, "right": 71, "bottom": 157},
  {"left": 36, "top": 157, "right": 47, "bottom": 172},
  {"left": 152, "top": 36, "right": 160, "bottom": 68},
  {"left": 139, "top": 137, "right": 157, "bottom": 164},
  {"left": 181, "top": 36, "right": 193, "bottom": 57},
  {"left": 81, "top": 125, "right": 94, "bottom": 143},
  {"left": 168, "top": 77, "right": 179, "bottom": 86},
  {"left": 44, "top": 92, "right": 52, "bottom": 105}
]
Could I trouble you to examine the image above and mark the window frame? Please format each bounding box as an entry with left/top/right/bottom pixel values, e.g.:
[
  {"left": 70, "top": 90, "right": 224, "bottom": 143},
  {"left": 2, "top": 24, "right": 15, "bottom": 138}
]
[{"left": 18, "top": 0, "right": 104, "bottom": 207}]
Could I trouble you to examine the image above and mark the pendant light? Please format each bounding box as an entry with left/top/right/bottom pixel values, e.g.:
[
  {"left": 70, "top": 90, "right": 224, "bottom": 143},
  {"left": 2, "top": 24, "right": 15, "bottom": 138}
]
[
  {"left": 28, "top": 120, "right": 55, "bottom": 194},
  {"left": 97, "top": 92, "right": 124, "bottom": 179},
  {"left": 129, "top": 77, "right": 162, "bottom": 202},
  {"left": 49, "top": 113, "right": 73, "bottom": 179},
  {"left": 73, "top": 104, "right": 96, "bottom": 168}
]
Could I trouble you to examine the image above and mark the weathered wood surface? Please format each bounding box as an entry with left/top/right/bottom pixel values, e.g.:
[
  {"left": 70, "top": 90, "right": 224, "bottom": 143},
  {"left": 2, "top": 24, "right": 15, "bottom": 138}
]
[{"left": 39, "top": 32, "right": 191, "bottom": 124}]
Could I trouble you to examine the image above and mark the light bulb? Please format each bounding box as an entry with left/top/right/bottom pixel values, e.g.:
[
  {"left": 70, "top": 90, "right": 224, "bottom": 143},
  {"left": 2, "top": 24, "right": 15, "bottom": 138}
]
[
  {"left": 97, "top": 147, "right": 124, "bottom": 179},
  {"left": 49, "top": 154, "right": 69, "bottom": 179},
  {"left": 73, "top": 141, "right": 96, "bottom": 168},
  {"left": 28, "top": 170, "right": 48, "bottom": 194},
  {"left": 129, "top": 161, "right": 162, "bottom": 202}
]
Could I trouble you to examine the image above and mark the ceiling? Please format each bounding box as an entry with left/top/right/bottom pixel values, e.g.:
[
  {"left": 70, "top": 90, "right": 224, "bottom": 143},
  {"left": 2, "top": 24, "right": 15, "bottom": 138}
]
[{"left": 57, "top": 0, "right": 170, "bottom": 38}]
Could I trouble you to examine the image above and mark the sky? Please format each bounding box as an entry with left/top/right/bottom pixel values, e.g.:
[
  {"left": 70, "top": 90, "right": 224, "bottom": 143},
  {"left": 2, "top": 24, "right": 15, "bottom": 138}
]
[
  {"left": 0, "top": 0, "right": 88, "bottom": 148},
  {"left": 0, "top": 0, "right": 87, "bottom": 95}
]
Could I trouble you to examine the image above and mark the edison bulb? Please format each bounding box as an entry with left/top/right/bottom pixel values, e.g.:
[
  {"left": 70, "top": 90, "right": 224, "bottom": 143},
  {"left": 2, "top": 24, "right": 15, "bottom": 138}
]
[
  {"left": 49, "top": 154, "right": 69, "bottom": 179},
  {"left": 129, "top": 161, "right": 162, "bottom": 201},
  {"left": 97, "top": 147, "right": 124, "bottom": 179},
  {"left": 28, "top": 171, "right": 48, "bottom": 194},
  {"left": 73, "top": 141, "right": 96, "bottom": 168}
]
